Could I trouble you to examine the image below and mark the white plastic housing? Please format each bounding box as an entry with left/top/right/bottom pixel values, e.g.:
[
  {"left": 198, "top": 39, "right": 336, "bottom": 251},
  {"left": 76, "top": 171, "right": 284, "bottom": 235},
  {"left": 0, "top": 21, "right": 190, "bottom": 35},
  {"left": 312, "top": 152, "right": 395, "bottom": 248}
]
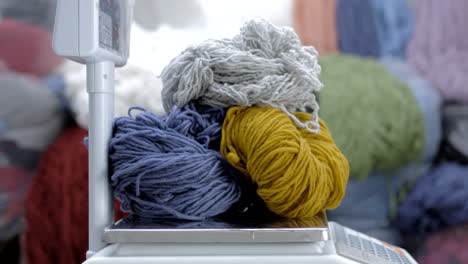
[{"left": 53, "top": 0, "right": 134, "bottom": 66}]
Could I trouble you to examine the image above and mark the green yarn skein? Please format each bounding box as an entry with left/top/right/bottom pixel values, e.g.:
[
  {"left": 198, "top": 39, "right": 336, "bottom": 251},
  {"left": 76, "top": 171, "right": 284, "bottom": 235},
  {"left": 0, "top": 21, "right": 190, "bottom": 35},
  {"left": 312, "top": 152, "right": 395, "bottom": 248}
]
[{"left": 318, "top": 54, "right": 424, "bottom": 180}]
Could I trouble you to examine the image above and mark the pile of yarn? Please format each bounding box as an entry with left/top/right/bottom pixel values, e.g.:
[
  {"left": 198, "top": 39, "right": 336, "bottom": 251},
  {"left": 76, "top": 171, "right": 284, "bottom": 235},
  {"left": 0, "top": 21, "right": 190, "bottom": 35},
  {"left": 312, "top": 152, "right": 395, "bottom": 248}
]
[{"left": 110, "top": 19, "right": 349, "bottom": 221}]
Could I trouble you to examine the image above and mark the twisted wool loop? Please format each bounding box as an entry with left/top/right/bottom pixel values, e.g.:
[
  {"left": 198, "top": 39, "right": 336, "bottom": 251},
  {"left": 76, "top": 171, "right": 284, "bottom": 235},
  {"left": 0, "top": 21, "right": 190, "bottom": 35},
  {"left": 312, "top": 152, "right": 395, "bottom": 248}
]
[
  {"left": 161, "top": 19, "right": 323, "bottom": 133},
  {"left": 109, "top": 104, "right": 241, "bottom": 220},
  {"left": 220, "top": 106, "right": 349, "bottom": 219}
]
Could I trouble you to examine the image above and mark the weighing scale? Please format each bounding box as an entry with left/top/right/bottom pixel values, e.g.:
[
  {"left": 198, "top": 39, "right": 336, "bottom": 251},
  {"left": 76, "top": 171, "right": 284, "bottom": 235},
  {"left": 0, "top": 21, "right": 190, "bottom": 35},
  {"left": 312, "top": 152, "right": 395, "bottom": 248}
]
[{"left": 52, "top": 1, "right": 419, "bottom": 263}]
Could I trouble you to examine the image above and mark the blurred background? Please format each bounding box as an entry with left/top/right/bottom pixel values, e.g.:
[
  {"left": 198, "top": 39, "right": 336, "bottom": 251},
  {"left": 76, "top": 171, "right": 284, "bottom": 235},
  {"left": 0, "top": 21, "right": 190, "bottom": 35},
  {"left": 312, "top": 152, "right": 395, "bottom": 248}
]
[{"left": 1, "top": 0, "right": 467, "bottom": 263}]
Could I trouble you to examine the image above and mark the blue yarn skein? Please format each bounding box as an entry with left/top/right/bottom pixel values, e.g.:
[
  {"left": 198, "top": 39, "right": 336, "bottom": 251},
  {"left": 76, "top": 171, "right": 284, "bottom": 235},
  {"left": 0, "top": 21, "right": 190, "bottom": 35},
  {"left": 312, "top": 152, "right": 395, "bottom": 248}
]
[
  {"left": 397, "top": 163, "right": 468, "bottom": 234},
  {"left": 372, "top": 0, "right": 413, "bottom": 58},
  {"left": 337, "top": 0, "right": 414, "bottom": 58},
  {"left": 109, "top": 103, "right": 241, "bottom": 220},
  {"left": 337, "top": 0, "right": 380, "bottom": 57}
]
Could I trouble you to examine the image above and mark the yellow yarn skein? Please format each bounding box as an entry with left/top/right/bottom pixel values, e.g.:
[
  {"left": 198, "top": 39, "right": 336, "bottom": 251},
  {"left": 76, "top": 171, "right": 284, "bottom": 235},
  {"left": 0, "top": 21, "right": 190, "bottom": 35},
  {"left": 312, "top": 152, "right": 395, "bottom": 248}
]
[{"left": 221, "top": 106, "right": 349, "bottom": 219}]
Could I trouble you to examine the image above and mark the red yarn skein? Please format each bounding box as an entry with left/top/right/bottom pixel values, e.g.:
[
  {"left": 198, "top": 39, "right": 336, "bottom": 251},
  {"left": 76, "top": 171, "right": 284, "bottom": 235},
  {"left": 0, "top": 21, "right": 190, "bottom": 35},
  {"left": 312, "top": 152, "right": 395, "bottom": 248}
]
[
  {"left": 0, "top": 19, "right": 63, "bottom": 77},
  {"left": 25, "top": 126, "right": 127, "bottom": 264}
]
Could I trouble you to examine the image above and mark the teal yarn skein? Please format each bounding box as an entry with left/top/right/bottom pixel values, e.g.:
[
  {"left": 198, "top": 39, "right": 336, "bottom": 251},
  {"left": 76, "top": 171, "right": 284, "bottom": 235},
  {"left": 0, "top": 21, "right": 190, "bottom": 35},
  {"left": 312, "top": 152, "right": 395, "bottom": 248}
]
[{"left": 318, "top": 54, "right": 424, "bottom": 180}]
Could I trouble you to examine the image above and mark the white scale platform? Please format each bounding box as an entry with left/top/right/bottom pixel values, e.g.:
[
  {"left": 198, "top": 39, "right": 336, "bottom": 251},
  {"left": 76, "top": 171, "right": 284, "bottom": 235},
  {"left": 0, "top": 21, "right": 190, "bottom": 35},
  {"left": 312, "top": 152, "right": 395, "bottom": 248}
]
[
  {"left": 90, "top": 214, "right": 418, "bottom": 264},
  {"left": 104, "top": 211, "right": 329, "bottom": 244}
]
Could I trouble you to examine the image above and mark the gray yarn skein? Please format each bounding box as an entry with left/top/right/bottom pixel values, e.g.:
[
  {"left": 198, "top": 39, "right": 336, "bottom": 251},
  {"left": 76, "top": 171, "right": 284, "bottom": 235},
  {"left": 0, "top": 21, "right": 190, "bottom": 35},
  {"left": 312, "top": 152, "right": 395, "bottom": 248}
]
[{"left": 161, "top": 19, "right": 323, "bottom": 133}]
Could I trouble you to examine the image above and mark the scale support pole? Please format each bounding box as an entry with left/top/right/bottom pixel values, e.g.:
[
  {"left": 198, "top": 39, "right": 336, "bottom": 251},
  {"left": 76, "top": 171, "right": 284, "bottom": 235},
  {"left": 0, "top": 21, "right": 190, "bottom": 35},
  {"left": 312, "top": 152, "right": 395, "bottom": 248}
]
[{"left": 86, "top": 61, "right": 115, "bottom": 258}]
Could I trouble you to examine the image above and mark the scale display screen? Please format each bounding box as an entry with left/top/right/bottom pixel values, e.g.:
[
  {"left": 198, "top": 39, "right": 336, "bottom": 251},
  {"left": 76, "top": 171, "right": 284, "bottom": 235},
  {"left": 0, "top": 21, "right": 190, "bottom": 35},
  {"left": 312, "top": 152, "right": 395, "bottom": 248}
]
[{"left": 99, "top": 0, "right": 123, "bottom": 54}]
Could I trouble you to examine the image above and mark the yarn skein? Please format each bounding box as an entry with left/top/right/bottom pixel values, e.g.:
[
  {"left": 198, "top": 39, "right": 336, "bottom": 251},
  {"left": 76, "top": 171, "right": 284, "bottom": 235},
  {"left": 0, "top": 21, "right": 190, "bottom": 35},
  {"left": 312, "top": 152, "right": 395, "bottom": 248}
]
[
  {"left": 110, "top": 103, "right": 241, "bottom": 220},
  {"left": 318, "top": 54, "right": 424, "bottom": 179},
  {"left": 220, "top": 106, "right": 349, "bottom": 219},
  {"left": 408, "top": 0, "right": 468, "bottom": 102},
  {"left": 293, "top": 0, "right": 338, "bottom": 55},
  {"left": 397, "top": 163, "right": 468, "bottom": 234},
  {"left": 337, "top": 0, "right": 413, "bottom": 58},
  {"left": 161, "top": 19, "right": 323, "bottom": 133},
  {"left": 0, "top": 18, "right": 63, "bottom": 77},
  {"left": 337, "top": 0, "right": 380, "bottom": 57},
  {"left": 371, "top": 0, "right": 413, "bottom": 59},
  {"left": 25, "top": 126, "right": 127, "bottom": 264}
]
